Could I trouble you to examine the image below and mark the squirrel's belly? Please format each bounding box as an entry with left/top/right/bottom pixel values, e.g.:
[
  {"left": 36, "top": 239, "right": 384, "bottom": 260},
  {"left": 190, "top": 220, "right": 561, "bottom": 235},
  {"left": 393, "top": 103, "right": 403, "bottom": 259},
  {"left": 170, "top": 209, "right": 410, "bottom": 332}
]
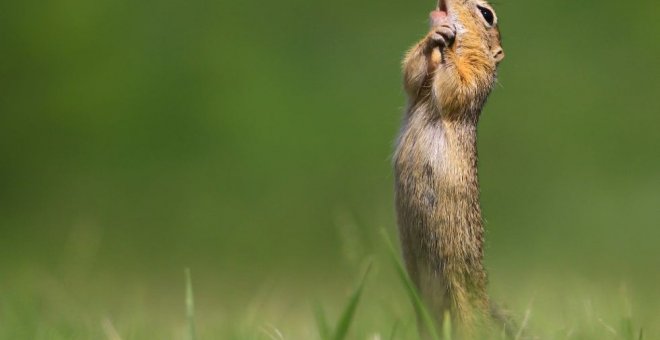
[
  {"left": 394, "top": 125, "right": 448, "bottom": 253},
  {"left": 395, "top": 175, "right": 441, "bottom": 237}
]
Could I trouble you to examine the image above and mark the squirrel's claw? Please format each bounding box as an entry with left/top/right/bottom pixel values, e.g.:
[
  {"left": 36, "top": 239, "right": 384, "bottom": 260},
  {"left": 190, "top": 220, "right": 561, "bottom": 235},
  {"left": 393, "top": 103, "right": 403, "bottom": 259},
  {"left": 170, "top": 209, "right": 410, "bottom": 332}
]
[
  {"left": 430, "top": 25, "right": 456, "bottom": 48},
  {"left": 429, "top": 10, "right": 456, "bottom": 48}
]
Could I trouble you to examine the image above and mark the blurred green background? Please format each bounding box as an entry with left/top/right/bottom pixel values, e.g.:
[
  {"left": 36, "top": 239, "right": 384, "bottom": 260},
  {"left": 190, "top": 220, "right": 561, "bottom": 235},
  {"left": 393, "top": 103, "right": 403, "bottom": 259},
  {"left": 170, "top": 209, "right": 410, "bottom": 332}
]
[{"left": 1, "top": 0, "right": 659, "bottom": 338}]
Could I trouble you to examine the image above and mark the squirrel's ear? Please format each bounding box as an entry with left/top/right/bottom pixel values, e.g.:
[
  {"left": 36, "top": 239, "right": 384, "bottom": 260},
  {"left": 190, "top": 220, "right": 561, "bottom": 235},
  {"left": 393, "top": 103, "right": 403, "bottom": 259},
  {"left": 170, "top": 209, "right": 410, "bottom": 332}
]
[{"left": 493, "top": 47, "right": 505, "bottom": 64}]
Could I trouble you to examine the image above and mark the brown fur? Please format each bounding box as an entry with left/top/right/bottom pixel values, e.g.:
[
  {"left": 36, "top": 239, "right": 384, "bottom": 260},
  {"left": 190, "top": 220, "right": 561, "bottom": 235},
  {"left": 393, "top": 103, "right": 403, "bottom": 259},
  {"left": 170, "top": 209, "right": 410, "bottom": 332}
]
[{"left": 394, "top": 0, "right": 504, "bottom": 337}]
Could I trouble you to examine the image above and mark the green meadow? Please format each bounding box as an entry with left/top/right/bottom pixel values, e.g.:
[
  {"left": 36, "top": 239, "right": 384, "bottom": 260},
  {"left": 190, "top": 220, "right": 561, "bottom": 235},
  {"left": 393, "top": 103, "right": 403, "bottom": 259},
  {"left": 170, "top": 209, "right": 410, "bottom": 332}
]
[{"left": 1, "top": 0, "right": 659, "bottom": 338}]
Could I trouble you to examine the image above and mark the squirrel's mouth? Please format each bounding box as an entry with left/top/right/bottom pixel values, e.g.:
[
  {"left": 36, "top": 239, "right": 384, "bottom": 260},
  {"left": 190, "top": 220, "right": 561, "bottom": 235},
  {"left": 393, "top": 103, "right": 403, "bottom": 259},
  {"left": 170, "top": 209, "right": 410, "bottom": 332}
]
[{"left": 437, "top": 0, "right": 448, "bottom": 13}]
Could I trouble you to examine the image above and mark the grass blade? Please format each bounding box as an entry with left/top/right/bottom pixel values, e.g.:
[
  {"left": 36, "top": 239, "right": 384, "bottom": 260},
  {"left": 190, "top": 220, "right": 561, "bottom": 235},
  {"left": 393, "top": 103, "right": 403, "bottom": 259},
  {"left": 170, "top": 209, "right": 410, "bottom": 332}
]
[
  {"left": 442, "top": 311, "right": 452, "bottom": 340},
  {"left": 332, "top": 262, "right": 372, "bottom": 340},
  {"left": 314, "top": 303, "right": 332, "bottom": 340},
  {"left": 387, "top": 320, "right": 400, "bottom": 340},
  {"left": 185, "top": 268, "right": 197, "bottom": 340},
  {"left": 381, "top": 230, "right": 440, "bottom": 340},
  {"left": 621, "top": 317, "right": 634, "bottom": 340},
  {"left": 101, "top": 318, "right": 123, "bottom": 340}
]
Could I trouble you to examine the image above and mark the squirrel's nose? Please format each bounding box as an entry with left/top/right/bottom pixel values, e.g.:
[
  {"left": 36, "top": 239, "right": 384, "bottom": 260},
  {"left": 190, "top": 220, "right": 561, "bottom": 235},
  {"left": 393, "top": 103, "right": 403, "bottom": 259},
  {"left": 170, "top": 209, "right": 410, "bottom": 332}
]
[
  {"left": 430, "top": 10, "right": 448, "bottom": 26},
  {"left": 431, "top": 0, "right": 450, "bottom": 26}
]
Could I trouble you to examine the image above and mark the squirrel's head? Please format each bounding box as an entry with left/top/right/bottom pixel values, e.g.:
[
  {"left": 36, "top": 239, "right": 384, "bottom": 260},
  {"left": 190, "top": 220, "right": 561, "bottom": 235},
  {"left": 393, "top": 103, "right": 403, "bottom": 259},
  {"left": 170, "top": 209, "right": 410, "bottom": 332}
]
[
  {"left": 431, "top": 0, "right": 504, "bottom": 114},
  {"left": 436, "top": 0, "right": 504, "bottom": 65}
]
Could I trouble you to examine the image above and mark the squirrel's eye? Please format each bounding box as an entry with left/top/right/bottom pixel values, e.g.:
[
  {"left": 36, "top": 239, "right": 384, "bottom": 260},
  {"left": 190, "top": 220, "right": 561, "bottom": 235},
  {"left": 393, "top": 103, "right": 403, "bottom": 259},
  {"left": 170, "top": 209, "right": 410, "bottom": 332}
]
[{"left": 477, "top": 5, "right": 495, "bottom": 26}]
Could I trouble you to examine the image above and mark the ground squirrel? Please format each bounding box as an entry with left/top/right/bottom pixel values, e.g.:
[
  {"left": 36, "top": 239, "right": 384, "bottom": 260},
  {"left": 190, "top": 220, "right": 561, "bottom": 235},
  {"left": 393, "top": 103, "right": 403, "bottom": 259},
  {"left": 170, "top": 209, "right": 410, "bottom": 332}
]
[{"left": 394, "top": 0, "right": 505, "bottom": 337}]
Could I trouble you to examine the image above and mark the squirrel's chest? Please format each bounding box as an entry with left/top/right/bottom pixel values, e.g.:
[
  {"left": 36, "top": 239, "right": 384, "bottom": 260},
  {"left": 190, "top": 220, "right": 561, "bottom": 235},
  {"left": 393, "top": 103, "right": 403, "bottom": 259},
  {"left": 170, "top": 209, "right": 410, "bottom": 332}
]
[{"left": 395, "top": 122, "right": 448, "bottom": 179}]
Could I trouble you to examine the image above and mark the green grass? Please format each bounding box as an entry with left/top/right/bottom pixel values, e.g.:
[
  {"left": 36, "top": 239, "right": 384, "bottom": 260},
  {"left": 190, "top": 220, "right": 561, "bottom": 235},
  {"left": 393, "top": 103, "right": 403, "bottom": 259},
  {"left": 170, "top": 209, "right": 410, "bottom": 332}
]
[
  {"left": 1, "top": 251, "right": 652, "bottom": 340},
  {"left": 0, "top": 229, "right": 654, "bottom": 340},
  {"left": 315, "top": 262, "right": 371, "bottom": 340},
  {"left": 185, "top": 268, "right": 197, "bottom": 340},
  {"left": 0, "top": 226, "right": 656, "bottom": 340}
]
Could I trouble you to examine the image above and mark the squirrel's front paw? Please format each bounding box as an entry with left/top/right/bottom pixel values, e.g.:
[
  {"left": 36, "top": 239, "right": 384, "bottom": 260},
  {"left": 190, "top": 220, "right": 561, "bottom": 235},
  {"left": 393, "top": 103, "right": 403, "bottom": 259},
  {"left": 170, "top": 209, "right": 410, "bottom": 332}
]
[{"left": 428, "top": 10, "right": 456, "bottom": 48}]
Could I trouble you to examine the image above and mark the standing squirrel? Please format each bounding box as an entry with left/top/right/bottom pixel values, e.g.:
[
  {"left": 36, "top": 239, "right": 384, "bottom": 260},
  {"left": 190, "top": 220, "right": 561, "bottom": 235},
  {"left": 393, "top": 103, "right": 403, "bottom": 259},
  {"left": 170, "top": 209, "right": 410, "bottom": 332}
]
[{"left": 394, "top": 0, "right": 505, "bottom": 337}]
